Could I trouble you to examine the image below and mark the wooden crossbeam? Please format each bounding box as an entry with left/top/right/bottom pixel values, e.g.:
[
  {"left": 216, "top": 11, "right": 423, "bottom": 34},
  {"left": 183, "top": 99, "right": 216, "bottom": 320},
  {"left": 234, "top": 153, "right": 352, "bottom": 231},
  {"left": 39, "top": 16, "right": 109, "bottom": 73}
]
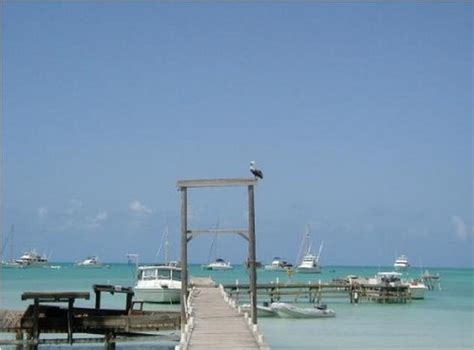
[{"left": 177, "top": 178, "right": 256, "bottom": 188}]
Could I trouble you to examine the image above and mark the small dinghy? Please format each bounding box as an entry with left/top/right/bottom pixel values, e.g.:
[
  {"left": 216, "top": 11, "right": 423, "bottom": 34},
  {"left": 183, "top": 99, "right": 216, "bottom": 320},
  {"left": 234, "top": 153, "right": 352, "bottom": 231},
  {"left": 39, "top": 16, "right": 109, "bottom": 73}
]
[
  {"left": 241, "top": 302, "right": 277, "bottom": 317},
  {"left": 271, "top": 302, "right": 336, "bottom": 318}
]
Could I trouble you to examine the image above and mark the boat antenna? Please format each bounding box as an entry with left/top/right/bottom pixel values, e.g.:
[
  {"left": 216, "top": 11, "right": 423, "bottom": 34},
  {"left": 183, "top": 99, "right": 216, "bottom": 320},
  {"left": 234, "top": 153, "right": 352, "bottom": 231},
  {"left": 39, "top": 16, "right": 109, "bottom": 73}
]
[
  {"left": 316, "top": 241, "right": 324, "bottom": 263},
  {"left": 296, "top": 224, "right": 310, "bottom": 264}
]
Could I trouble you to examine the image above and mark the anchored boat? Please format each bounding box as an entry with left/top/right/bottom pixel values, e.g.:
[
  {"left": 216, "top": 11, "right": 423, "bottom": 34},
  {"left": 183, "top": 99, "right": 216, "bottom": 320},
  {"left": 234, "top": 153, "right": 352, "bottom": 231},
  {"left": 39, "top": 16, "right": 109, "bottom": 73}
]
[
  {"left": 394, "top": 255, "right": 410, "bottom": 271},
  {"left": 134, "top": 265, "right": 182, "bottom": 303}
]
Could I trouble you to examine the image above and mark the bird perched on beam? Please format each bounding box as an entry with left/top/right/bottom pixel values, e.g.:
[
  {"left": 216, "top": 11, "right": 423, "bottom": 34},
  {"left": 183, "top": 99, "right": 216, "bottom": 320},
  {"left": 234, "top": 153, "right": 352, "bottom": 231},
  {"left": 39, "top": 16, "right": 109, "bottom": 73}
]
[{"left": 250, "top": 161, "right": 263, "bottom": 179}]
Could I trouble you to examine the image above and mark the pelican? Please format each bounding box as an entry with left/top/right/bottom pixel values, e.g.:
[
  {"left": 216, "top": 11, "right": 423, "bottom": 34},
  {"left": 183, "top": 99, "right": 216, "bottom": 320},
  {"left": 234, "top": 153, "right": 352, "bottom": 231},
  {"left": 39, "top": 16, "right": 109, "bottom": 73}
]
[{"left": 250, "top": 161, "right": 263, "bottom": 179}]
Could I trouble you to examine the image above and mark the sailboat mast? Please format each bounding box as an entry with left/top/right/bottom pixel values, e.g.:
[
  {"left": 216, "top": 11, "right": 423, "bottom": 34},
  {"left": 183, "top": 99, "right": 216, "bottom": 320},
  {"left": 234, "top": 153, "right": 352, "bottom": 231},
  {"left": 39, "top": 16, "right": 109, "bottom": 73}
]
[
  {"left": 164, "top": 226, "right": 169, "bottom": 264},
  {"left": 10, "top": 225, "right": 14, "bottom": 262}
]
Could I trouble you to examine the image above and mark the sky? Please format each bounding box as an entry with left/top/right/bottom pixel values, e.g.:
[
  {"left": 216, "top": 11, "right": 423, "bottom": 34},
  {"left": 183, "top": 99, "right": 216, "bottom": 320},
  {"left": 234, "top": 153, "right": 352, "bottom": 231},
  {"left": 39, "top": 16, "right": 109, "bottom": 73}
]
[{"left": 1, "top": 2, "right": 472, "bottom": 267}]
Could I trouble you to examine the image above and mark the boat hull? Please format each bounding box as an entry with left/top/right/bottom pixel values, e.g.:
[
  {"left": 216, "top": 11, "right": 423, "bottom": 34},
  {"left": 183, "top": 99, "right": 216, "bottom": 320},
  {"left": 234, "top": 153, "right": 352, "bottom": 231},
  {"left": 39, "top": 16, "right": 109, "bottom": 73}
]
[
  {"left": 296, "top": 267, "right": 321, "bottom": 274},
  {"left": 134, "top": 287, "right": 181, "bottom": 303},
  {"left": 409, "top": 285, "right": 428, "bottom": 299},
  {"left": 241, "top": 304, "right": 277, "bottom": 317}
]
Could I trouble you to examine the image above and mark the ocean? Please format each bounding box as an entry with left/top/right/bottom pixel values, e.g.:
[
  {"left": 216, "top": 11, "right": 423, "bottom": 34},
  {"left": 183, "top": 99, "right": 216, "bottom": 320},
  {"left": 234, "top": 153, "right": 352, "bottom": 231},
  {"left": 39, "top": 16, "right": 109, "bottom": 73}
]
[{"left": 1, "top": 264, "right": 473, "bottom": 349}]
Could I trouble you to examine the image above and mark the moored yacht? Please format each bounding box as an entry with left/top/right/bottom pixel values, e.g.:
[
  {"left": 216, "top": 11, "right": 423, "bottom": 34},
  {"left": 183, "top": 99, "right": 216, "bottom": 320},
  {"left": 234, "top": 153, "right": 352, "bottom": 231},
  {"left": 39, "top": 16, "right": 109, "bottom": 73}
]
[
  {"left": 296, "top": 225, "right": 323, "bottom": 274},
  {"left": 76, "top": 256, "right": 103, "bottom": 268},
  {"left": 134, "top": 265, "right": 182, "bottom": 303},
  {"left": 264, "top": 257, "right": 293, "bottom": 271},
  {"left": 369, "top": 272, "right": 428, "bottom": 299},
  {"left": 296, "top": 251, "right": 322, "bottom": 274},
  {"left": 394, "top": 255, "right": 410, "bottom": 271},
  {"left": 202, "top": 258, "right": 233, "bottom": 270},
  {"left": 14, "top": 250, "right": 49, "bottom": 267}
]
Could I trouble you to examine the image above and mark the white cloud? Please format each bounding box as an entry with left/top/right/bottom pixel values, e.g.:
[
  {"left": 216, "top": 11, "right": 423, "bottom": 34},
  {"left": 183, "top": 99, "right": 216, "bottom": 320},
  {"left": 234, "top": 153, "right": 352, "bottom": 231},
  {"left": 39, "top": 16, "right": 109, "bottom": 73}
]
[
  {"left": 451, "top": 215, "right": 473, "bottom": 241},
  {"left": 129, "top": 200, "right": 153, "bottom": 216},
  {"left": 65, "top": 199, "right": 83, "bottom": 215},
  {"left": 86, "top": 211, "right": 108, "bottom": 229},
  {"left": 38, "top": 207, "right": 48, "bottom": 220}
]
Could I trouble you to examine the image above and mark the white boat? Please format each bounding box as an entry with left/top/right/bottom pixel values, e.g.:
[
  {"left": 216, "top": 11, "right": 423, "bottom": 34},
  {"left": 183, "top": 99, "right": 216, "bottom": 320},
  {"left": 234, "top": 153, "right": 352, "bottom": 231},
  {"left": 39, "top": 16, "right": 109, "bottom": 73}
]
[
  {"left": 264, "top": 257, "right": 293, "bottom": 271},
  {"left": 202, "top": 229, "right": 233, "bottom": 270},
  {"left": 134, "top": 265, "right": 182, "bottom": 303},
  {"left": 14, "top": 250, "right": 49, "bottom": 267},
  {"left": 296, "top": 225, "right": 323, "bottom": 274},
  {"left": 76, "top": 256, "right": 103, "bottom": 268},
  {"left": 240, "top": 302, "right": 277, "bottom": 317},
  {"left": 394, "top": 255, "right": 410, "bottom": 271},
  {"left": 202, "top": 258, "right": 233, "bottom": 270},
  {"left": 369, "top": 272, "right": 428, "bottom": 299},
  {"left": 408, "top": 279, "right": 428, "bottom": 299},
  {"left": 271, "top": 302, "right": 336, "bottom": 318}
]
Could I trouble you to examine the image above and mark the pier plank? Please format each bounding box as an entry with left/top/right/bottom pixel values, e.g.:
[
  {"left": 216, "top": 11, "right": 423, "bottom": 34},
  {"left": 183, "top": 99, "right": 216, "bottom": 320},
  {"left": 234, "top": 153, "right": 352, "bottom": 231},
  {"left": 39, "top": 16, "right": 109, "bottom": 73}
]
[{"left": 186, "top": 286, "right": 260, "bottom": 350}]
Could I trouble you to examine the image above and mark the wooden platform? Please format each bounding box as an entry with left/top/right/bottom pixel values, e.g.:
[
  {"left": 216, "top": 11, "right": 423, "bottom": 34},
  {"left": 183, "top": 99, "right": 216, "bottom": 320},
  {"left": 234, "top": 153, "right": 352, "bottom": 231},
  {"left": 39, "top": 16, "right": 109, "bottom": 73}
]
[
  {"left": 0, "top": 310, "right": 23, "bottom": 331},
  {"left": 0, "top": 286, "right": 181, "bottom": 349},
  {"left": 184, "top": 284, "right": 261, "bottom": 349}
]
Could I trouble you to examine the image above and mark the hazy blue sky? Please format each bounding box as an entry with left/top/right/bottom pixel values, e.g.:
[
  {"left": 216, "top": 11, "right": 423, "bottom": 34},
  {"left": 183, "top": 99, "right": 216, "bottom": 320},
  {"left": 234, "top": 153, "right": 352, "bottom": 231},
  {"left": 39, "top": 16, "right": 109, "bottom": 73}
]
[{"left": 2, "top": 2, "right": 472, "bottom": 267}]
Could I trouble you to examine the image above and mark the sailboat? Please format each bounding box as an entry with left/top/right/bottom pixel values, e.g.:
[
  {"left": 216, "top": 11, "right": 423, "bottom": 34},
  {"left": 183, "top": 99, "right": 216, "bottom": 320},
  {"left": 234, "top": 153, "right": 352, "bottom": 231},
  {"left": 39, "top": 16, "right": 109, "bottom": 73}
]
[
  {"left": 296, "top": 225, "right": 323, "bottom": 274},
  {"left": 202, "top": 232, "right": 233, "bottom": 270},
  {"left": 1, "top": 225, "right": 20, "bottom": 268}
]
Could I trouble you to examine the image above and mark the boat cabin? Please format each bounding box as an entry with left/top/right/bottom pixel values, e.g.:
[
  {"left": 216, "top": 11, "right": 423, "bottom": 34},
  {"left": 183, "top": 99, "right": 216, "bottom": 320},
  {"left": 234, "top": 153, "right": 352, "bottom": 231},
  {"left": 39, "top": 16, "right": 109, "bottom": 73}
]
[{"left": 137, "top": 266, "right": 181, "bottom": 282}]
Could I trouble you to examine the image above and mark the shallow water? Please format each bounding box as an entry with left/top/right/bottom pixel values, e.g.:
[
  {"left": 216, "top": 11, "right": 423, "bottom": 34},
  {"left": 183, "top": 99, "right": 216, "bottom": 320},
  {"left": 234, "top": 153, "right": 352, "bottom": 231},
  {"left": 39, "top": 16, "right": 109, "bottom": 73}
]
[{"left": 1, "top": 264, "right": 473, "bottom": 349}]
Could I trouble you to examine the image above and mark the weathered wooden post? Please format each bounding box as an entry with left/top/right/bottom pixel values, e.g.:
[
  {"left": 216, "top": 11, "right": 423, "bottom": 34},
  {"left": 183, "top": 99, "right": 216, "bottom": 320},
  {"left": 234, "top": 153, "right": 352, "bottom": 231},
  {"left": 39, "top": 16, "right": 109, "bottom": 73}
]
[
  {"left": 180, "top": 187, "right": 188, "bottom": 329},
  {"left": 248, "top": 184, "right": 257, "bottom": 325}
]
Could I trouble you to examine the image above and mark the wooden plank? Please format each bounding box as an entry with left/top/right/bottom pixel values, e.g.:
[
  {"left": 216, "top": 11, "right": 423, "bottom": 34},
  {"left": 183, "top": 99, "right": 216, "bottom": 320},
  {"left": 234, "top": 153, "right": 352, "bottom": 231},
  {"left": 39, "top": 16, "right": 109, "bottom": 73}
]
[
  {"left": 0, "top": 310, "right": 23, "bottom": 331},
  {"left": 177, "top": 178, "right": 256, "bottom": 188},
  {"left": 186, "top": 286, "right": 259, "bottom": 349},
  {"left": 21, "top": 292, "right": 90, "bottom": 301}
]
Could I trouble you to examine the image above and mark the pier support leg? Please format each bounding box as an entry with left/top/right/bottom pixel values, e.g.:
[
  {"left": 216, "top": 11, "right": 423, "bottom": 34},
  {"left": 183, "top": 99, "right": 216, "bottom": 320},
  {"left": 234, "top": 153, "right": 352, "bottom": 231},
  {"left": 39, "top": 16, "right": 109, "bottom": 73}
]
[
  {"left": 180, "top": 187, "right": 188, "bottom": 329},
  {"left": 15, "top": 330, "right": 23, "bottom": 350},
  {"left": 105, "top": 333, "right": 116, "bottom": 350},
  {"left": 248, "top": 185, "right": 257, "bottom": 325}
]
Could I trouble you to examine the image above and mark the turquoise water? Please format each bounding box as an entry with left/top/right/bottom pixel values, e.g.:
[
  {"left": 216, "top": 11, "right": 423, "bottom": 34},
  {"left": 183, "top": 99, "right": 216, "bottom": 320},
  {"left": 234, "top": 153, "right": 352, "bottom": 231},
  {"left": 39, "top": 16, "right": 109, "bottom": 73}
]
[{"left": 1, "top": 264, "right": 473, "bottom": 349}]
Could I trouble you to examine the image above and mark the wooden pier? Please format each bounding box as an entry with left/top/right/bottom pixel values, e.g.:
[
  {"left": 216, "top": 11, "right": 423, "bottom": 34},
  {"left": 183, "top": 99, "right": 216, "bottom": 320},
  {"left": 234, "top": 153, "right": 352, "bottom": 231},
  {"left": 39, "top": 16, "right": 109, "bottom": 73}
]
[
  {"left": 0, "top": 285, "right": 180, "bottom": 349},
  {"left": 223, "top": 279, "right": 412, "bottom": 304},
  {"left": 178, "top": 278, "right": 268, "bottom": 350}
]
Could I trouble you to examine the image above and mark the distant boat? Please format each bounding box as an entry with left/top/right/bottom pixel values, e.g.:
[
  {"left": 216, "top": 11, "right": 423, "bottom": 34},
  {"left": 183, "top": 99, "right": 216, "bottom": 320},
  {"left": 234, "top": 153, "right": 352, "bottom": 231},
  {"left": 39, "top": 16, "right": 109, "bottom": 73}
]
[
  {"left": 271, "top": 302, "right": 336, "bottom": 318},
  {"left": 134, "top": 264, "right": 182, "bottom": 303},
  {"left": 76, "top": 256, "right": 103, "bottom": 268},
  {"left": 264, "top": 257, "right": 293, "bottom": 271},
  {"left": 202, "top": 258, "right": 233, "bottom": 270},
  {"left": 202, "top": 227, "right": 233, "bottom": 271},
  {"left": 421, "top": 270, "right": 441, "bottom": 290},
  {"left": 394, "top": 255, "right": 410, "bottom": 271},
  {"left": 1, "top": 225, "right": 21, "bottom": 268},
  {"left": 12, "top": 250, "right": 49, "bottom": 268},
  {"left": 296, "top": 225, "right": 322, "bottom": 274},
  {"left": 369, "top": 272, "right": 428, "bottom": 299}
]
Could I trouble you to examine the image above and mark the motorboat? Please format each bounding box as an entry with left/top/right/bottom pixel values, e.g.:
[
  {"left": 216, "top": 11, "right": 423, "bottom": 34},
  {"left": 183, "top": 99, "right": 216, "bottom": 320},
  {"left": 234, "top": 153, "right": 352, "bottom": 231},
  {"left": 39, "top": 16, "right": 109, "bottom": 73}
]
[
  {"left": 421, "top": 270, "right": 441, "bottom": 290},
  {"left": 264, "top": 257, "right": 293, "bottom": 271},
  {"left": 369, "top": 272, "right": 428, "bottom": 299},
  {"left": 240, "top": 302, "right": 277, "bottom": 317},
  {"left": 76, "top": 256, "right": 103, "bottom": 268},
  {"left": 296, "top": 225, "right": 323, "bottom": 274},
  {"left": 271, "top": 302, "right": 336, "bottom": 318},
  {"left": 202, "top": 258, "right": 233, "bottom": 270},
  {"left": 296, "top": 252, "right": 322, "bottom": 274},
  {"left": 134, "top": 265, "right": 182, "bottom": 303},
  {"left": 14, "top": 250, "right": 49, "bottom": 267},
  {"left": 408, "top": 279, "right": 428, "bottom": 299},
  {"left": 394, "top": 255, "right": 410, "bottom": 271}
]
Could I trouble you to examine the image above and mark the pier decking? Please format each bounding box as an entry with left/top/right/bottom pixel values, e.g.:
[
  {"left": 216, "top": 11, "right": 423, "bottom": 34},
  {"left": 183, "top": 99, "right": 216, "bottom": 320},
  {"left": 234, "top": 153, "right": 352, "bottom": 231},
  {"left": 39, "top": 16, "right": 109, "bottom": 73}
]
[{"left": 179, "top": 278, "right": 268, "bottom": 350}]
